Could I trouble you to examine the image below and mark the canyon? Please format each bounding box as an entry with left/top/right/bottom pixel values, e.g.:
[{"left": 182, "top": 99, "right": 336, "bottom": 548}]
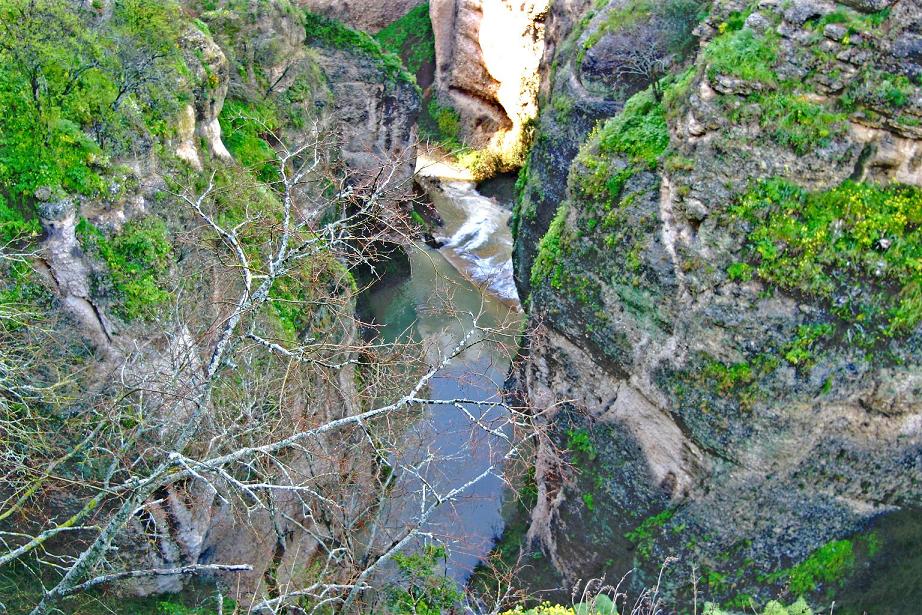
[{"left": 1, "top": 0, "right": 921, "bottom": 613}]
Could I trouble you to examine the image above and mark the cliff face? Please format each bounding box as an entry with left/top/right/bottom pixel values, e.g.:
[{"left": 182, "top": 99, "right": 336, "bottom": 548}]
[
  {"left": 298, "top": 0, "right": 426, "bottom": 32},
  {"left": 515, "top": 0, "right": 922, "bottom": 600},
  {"left": 430, "top": 0, "right": 550, "bottom": 150}
]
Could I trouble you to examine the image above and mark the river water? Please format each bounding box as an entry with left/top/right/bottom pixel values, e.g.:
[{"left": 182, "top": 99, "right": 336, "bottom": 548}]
[{"left": 363, "top": 159, "right": 522, "bottom": 581}]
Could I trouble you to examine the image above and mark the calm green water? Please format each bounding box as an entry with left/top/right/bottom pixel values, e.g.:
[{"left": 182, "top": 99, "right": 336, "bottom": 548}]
[{"left": 364, "top": 176, "right": 522, "bottom": 581}]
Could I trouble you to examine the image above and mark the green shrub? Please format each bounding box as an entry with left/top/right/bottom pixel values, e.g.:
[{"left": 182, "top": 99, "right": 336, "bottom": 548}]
[
  {"left": 303, "top": 11, "right": 415, "bottom": 86},
  {"left": 78, "top": 217, "right": 173, "bottom": 321},
  {"left": 419, "top": 98, "right": 463, "bottom": 149},
  {"left": 0, "top": 195, "right": 41, "bottom": 243},
  {"left": 219, "top": 98, "right": 280, "bottom": 181},
  {"left": 388, "top": 545, "right": 461, "bottom": 615},
  {"left": 0, "top": 0, "right": 184, "bottom": 219},
  {"left": 759, "top": 93, "right": 847, "bottom": 154},
  {"left": 704, "top": 27, "right": 779, "bottom": 84}
]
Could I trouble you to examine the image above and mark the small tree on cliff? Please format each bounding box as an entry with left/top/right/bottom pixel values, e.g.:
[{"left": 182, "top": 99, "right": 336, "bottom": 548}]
[{"left": 606, "top": 22, "right": 673, "bottom": 101}]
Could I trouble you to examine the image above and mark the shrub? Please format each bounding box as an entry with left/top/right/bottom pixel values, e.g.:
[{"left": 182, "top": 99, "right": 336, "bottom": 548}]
[
  {"left": 759, "top": 93, "right": 847, "bottom": 154},
  {"left": 78, "top": 217, "right": 173, "bottom": 321},
  {"left": 303, "top": 11, "right": 415, "bottom": 86},
  {"left": 704, "top": 27, "right": 779, "bottom": 84},
  {"left": 388, "top": 545, "right": 461, "bottom": 615}
]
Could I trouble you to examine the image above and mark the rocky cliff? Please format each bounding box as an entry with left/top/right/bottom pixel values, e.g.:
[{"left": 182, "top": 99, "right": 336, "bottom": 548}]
[
  {"left": 513, "top": 0, "right": 922, "bottom": 604},
  {"left": 298, "top": 0, "right": 426, "bottom": 32},
  {"left": 429, "top": 0, "right": 550, "bottom": 151}
]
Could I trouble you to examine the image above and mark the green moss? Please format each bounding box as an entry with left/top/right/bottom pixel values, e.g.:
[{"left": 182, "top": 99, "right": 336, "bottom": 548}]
[
  {"left": 573, "top": 87, "right": 667, "bottom": 210},
  {"left": 730, "top": 179, "right": 922, "bottom": 340},
  {"left": 375, "top": 3, "right": 434, "bottom": 77},
  {"left": 726, "top": 261, "right": 752, "bottom": 282},
  {"left": 77, "top": 217, "right": 173, "bottom": 321},
  {"left": 419, "top": 98, "right": 463, "bottom": 149},
  {"left": 303, "top": 11, "right": 416, "bottom": 87},
  {"left": 530, "top": 203, "right": 569, "bottom": 289},
  {"left": 597, "top": 88, "right": 669, "bottom": 168},
  {"left": 782, "top": 323, "right": 833, "bottom": 368},
  {"left": 764, "top": 540, "right": 856, "bottom": 596}
]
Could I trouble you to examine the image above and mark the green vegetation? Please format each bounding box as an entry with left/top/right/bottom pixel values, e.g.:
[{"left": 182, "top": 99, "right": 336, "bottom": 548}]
[
  {"left": 580, "top": 0, "right": 706, "bottom": 65},
  {"left": 388, "top": 545, "right": 461, "bottom": 615},
  {"left": 530, "top": 203, "right": 569, "bottom": 289},
  {"left": 787, "top": 540, "right": 855, "bottom": 595},
  {"left": 758, "top": 93, "right": 847, "bottom": 155},
  {"left": 501, "top": 596, "right": 617, "bottom": 615},
  {"left": 704, "top": 597, "right": 814, "bottom": 615},
  {"left": 782, "top": 323, "right": 833, "bottom": 368},
  {"left": 704, "top": 25, "right": 779, "bottom": 84},
  {"left": 0, "top": 566, "right": 232, "bottom": 615},
  {"left": 376, "top": 3, "right": 435, "bottom": 76},
  {"left": 730, "top": 179, "right": 922, "bottom": 340},
  {"left": 574, "top": 86, "right": 668, "bottom": 208},
  {"left": 0, "top": 0, "right": 184, "bottom": 216},
  {"left": 761, "top": 539, "right": 856, "bottom": 596},
  {"left": 0, "top": 195, "right": 41, "bottom": 243},
  {"left": 77, "top": 217, "right": 173, "bottom": 321},
  {"left": 566, "top": 428, "right": 598, "bottom": 463},
  {"left": 625, "top": 509, "right": 674, "bottom": 560},
  {"left": 419, "top": 98, "right": 463, "bottom": 149},
  {"left": 303, "top": 11, "right": 416, "bottom": 87},
  {"left": 219, "top": 98, "right": 281, "bottom": 181}
]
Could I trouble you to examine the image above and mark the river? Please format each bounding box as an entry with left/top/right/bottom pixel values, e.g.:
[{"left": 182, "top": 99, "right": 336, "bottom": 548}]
[{"left": 363, "top": 156, "right": 523, "bottom": 582}]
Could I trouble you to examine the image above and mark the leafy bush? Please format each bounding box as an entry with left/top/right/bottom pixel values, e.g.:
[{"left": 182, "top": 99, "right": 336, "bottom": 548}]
[
  {"left": 388, "top": 545, "right": 461, "bottom": 615},
  {"left": 0, "top": 195, "right": 41, "bottom": 243},
  {"left": 78, "top": 217, "right": 173, "bottom": 321}
]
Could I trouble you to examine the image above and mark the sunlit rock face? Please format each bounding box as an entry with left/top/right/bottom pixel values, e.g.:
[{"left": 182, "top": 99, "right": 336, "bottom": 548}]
[
  {"left": 430, "top": 0, "right": 550, "bottom": 150},
  {"left": 297, "top": 0, "right": 426, "bottom": 32}
]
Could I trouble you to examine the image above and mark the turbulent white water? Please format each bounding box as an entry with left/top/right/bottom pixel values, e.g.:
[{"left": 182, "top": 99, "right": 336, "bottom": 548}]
[{"left": 430, "top": 180, "right": 520, "bottom": 308}]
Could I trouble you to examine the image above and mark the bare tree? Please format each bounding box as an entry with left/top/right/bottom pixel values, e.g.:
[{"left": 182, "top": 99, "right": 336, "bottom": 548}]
[
  {"left": 0, "top": 119, "right": 541, "bottom": 614},
  {"left": 606, "top": 23, "right": 673, "bottom": 101}
]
